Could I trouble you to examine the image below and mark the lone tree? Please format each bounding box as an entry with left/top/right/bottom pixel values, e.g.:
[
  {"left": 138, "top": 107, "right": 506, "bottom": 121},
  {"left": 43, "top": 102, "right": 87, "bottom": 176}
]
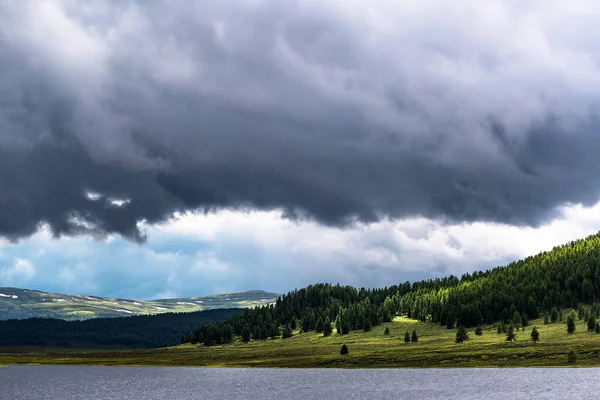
[
  {"left": 411, "top": 330, "right": 419, "bottom": 342},
  {"left": 384, "top": 327, "right": 390, "bottom": 336},
  {"left": 323, "top": 317, "right": 333, "bottom": 337},
  {"left": 506, "top": 324, "right": 517, "bottom": 342},
  {"left": 567, "top": 349, "right": 577, "bottom": 364},
  {"left": 474, "top": 326, "right": 483, "bottom": 336},
  {"left": 456, "top": 325, "right": 469, "bottom": 344},
  {"left": 531, "top": 326, "right": 540, "bottom": 343},
  {"left": 404, "top": 331, "right": 411, "bottom": 343},
  {"left": 587, "top": 315, "right": 597, "bottom": 332},
  {"left": 340, "top": 344, "right": 349, "bottom": 355},
  {"left": 567, "top": 315, "right": 576, "bottom": 334}
]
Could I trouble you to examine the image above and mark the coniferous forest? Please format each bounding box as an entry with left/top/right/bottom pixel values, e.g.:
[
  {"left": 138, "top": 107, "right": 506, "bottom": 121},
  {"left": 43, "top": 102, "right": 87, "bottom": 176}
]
[
  {"left": 0, "top": 308, "right": 240, "bottom": 348},
  {"left": 191, "top": 233, "right": 600, "bottom": 346}
]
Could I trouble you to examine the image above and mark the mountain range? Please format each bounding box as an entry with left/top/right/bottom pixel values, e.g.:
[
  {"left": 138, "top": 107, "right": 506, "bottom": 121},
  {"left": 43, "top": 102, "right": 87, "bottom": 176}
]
[{"left": 0, "top": 287, "right": 279, "bottom": 321}]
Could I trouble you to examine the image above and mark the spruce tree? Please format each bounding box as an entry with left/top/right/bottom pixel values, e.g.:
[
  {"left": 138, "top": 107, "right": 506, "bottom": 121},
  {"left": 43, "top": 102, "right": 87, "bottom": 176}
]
[
  {"left": 550, "top": 308, "right": 559, "bottom": 323},
  {"left": 384, "top": 327, "right": 390, "bottom": 336},
  {"left": 486, "top": 311, "right": 494, "bottom": 325},
  {"left": 241, "top": 326, "right": 251, "bottom": 343},
  {"left": 596, "top": 322, "right": 600, "bottom": 334},
  {"left": 543, "top": 314, "right": 549, "bottom": 325},
  {"left": 323, "top": 317, "right": 333, "bottom": 337},
  {"left": 456, "top": 325, "right": 469, "bottom": 343},
  {"left": 531, "top": 326, "right": 539, "bottom": 343},
  {"left": 404, "top": 331, "right": 411, "bottom": 343},
  {"left": 411, "top": 330, "right": 418, "bottom": 342},
  {"left": 315, "top": 317, "right": 324, "bottom": 333},
  {"left": 587, "top": 315, "right": 596, "bottom": 332},
  {"left": 340, "top": 344, "right": 349, "bottom": 355},
  {"left": 474, "top": 326, "right": 483, "bottom": 336},
  {"left": 512, "top": 311, "right": 522, "bottom": 329},
  {"left": 506, "top": 324, "right": 517, "bottom": 342},
  {"left": 290, "top": 318, "right": 297, "bottom": 330},
  {"left": 567, "top": 349, "right": 577, "bottom": 363},
  {"left": 521, "top": 312, "right": 529, "bottom": 328},
  {"left": 363, "top": 319, "right": 372, "bottom": 332},
  {"left": 282, "top": 324, "right": 293, "bottom": 339},
  {"left": 567, "top": 315, "right": 576, "bottom": 334}
]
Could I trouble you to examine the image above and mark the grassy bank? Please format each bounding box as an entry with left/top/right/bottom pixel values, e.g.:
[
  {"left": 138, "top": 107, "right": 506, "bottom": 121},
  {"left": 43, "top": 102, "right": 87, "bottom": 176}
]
[{"left": 2, "top": 315, "right": 600, "bottom": 368}]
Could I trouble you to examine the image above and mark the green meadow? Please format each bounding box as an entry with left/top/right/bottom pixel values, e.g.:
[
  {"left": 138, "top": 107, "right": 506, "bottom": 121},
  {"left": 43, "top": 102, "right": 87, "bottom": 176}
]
[{"left": 3, "top": 313, "right": 600, "bottom": 368}]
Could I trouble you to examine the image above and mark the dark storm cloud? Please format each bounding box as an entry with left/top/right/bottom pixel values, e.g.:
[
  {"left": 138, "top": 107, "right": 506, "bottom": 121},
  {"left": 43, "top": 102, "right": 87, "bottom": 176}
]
[{"left": 2, "top": 0, "right": 600, "bottom": 241}]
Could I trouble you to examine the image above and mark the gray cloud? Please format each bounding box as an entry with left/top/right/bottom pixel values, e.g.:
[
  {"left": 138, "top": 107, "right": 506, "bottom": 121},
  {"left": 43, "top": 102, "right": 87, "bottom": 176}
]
[{"left": 2, "top": 0, "right": 600, "bottom": 241}]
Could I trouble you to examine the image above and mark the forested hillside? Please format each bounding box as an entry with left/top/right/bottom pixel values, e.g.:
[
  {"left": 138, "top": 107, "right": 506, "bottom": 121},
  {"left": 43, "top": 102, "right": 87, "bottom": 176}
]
[
  {"left": 193, "top": 233, "right": 600, "bottom": 345},
  {"left": 0, "top": 308, "right": 240, "bottom": 348}
]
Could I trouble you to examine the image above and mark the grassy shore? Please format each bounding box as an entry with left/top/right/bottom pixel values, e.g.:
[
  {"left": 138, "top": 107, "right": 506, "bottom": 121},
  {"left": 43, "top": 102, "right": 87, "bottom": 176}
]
[{"left": 2, "top": 316, "right": 600, "bottom": 368}]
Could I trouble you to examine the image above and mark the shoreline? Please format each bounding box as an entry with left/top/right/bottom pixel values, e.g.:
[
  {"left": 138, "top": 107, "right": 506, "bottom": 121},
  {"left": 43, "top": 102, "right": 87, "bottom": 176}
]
[{"left": 0, "top": 361, "right": 594, "bottom": 369}]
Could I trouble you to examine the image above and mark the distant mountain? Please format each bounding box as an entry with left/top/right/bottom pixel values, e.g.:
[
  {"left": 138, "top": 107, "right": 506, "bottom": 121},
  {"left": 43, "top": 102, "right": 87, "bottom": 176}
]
[{"left": 0, "top": 287, "right": 280, "bottom": 321}]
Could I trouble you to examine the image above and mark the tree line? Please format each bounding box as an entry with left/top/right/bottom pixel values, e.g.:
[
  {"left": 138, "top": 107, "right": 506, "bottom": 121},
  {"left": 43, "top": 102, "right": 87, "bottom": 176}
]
[
  {"left": 191, "top": 233, "right": 600, "bottom": 346},
  {"left": 0, "top": 308, "right": 240, "bottom": 348}
]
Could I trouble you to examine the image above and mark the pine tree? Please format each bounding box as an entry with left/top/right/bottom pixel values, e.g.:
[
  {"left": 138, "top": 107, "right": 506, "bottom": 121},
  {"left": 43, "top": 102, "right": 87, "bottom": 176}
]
[
  {"left": 520, "top": 312, "right": 529, "bottom": 328},
  {"left": 241, "top": 326, "right": 251, "bottom": 343},
  {"left": 315, "top": 317, "right": 324, "bottom": 333},
  {"left": 282, "top": 324, "right": 293, "bottom": 339},
  {"left": 323, "top": 317, "right": 333, "bottom": 337},
  {"left": 512, "top": 311, "right": 522, "bottom": 329},
  {"left": 411, "top": 330, "right": 418, "bottom": 342},
  {"left": 567, "top": 349, "right": 577, "bottom": 363},
  {"left": 506, "top": 324, "right": 517, "bottom": 342},
  {"left": 567, "top": 315, "right": 576, "bottom": 334},
  {"left": 550, "top": 308, "right": 559, "bottom": 323},
  {"left": 486, "top": 311, "right": 494, "bottom": 325},
  {"left": 531, "top": 326, "right": 539, "bottom": 343},
  {"left": 456, "top": 325, "right": 469, "bottom": 343},
  {"left": 340, "top": 344, "right": 349, "bottom": 355},
  {"left": 587, "top": 315, "right": 596, "bottom": 332},
  {"left": 404, "top": 331, "right": 410, "bottom": 343}
]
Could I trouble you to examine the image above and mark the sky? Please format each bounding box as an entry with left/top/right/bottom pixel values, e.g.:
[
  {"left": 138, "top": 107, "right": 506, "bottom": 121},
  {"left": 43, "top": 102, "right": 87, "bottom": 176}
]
[{"left": 2, "top": 1, "right": 600, "bottom": 299}]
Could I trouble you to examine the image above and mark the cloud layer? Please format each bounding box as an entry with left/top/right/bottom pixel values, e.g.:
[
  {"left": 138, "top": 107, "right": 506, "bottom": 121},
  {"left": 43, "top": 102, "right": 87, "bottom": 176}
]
[
  {"left": 2, "top": 1, "right": 600, "bottom": 242},
  {"left": 3, "top": 201, "right": 600, "bottom": 298}
]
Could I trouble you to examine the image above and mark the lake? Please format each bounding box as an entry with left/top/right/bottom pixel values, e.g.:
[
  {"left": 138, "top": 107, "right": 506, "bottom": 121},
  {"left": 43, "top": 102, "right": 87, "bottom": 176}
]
[{"left": 1, "top": 365, "right": 595, "bottom": 399}]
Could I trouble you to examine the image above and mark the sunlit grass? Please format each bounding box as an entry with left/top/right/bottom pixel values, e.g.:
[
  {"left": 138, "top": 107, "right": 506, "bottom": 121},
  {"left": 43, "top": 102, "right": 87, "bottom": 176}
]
[{"left": 2, "top": 311, "right": 600, "bottom": 368}]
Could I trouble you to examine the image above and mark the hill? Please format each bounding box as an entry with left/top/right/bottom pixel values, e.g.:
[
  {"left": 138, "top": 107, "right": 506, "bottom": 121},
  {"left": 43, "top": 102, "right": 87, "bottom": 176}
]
[
  {"left": 0, "top": 287, "right": 279, "bottom": 321},
  {"left": 190, "top": 233, "right": 600, "bottom": 347},
  {"left": 4, "top": 233, "right": 600, "bottom": 367}
]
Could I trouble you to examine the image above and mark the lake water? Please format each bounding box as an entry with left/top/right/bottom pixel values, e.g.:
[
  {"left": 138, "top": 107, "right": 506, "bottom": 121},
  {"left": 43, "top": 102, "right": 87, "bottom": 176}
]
[{"left": 2, "top": 365, "right": 597, "bottom": 399}]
